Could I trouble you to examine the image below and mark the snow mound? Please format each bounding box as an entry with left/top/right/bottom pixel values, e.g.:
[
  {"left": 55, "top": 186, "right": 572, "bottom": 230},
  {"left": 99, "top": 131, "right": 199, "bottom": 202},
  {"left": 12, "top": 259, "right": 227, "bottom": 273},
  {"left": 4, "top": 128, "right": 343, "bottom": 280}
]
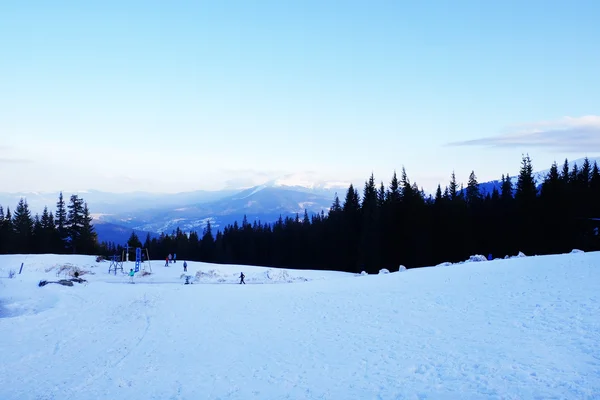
[
  {"left": 359, "top": 271, "right": 367, "bottom": 276},
  {"left": 195, "top": 269, "right": 221, "bottom": 280},
  {"left": 571, "top": 249, "right": 584, "bottom": 254},
  {"left": 436, "top": 262, "right": 453, "bottom": 267},
  {"left": 264, "top": 269, "right": 308, "bottom": 283},
  {"left": 398, "top": 265, "right": 407, "bottom": 272},
  {"left": 378, "top": 268, "right": 390, "bottom": 274},
  {"left": 467, "top": 255, "right": 488, "bottom": 262}
]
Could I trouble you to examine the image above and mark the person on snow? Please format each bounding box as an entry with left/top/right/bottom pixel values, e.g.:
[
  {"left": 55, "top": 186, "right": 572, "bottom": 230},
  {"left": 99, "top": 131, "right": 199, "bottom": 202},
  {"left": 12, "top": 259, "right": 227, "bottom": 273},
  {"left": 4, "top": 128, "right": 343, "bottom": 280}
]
[
  {"left": 128, "top": 268, "right": 135, "bottom": 283},
  {"left": 165, "top": 256, "right": 169, "bottom": 267},
  {"left": 239, "top": 272, "right": 245, "bottom": 284},
  {"left": 168, "top": 253, "right": 172, "bottom": 264},
  {"left": 173, "top": 253, "right": 177, "bottom": 263},
  {"left": 183, "top": 261, "right": 187, "bottom": 272}
]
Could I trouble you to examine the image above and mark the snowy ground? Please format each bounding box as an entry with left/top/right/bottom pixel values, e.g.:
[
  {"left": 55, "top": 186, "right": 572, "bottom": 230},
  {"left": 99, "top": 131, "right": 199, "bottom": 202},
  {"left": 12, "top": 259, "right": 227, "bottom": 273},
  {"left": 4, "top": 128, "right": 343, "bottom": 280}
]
[{"left": 1, "top": 252, "right": 599, "bottom": 399}]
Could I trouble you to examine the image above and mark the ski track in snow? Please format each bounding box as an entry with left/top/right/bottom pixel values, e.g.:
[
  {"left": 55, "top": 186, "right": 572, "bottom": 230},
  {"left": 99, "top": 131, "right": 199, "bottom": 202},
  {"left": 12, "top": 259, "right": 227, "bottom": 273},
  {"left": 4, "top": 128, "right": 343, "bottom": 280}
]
[{"left": 0, "top": 253, "right": 599, "bottom": 399}]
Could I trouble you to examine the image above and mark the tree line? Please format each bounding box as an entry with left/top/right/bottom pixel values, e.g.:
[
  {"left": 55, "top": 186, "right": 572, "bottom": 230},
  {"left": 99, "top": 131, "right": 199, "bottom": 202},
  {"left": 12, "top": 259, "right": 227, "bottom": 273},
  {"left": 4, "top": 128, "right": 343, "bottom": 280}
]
[
  {"left": 3, "top": 156, "right": 600, "bottom": 273},
  {"left": 117, "top": 155, "right": 600, "bottom": 273},
  {"left": 0, "top": 193, "right": 97, "bottom": 255}
]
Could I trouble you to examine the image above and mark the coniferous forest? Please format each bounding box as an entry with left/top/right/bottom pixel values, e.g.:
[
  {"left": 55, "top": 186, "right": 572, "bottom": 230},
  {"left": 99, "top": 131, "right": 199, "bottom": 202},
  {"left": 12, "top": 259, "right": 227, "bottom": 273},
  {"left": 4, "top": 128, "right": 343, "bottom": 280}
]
[{"left": 2, "top": 156, "right": 600, "bottom": 273}]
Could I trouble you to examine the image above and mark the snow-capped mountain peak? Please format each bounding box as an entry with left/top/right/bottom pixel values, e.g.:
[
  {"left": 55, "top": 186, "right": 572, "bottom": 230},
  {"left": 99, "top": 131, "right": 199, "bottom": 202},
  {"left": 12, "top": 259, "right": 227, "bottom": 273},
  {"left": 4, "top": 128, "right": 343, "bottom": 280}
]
[{"left": 263, "top": 172, "right": 351, "bottom": 191}]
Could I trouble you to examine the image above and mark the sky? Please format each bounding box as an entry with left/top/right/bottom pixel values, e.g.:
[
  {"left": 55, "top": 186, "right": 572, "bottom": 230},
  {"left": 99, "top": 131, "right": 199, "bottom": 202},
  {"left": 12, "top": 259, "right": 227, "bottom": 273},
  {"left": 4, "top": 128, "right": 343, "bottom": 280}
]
[{"left": 1, "top": 0, "right": 599, "bottom": 194}]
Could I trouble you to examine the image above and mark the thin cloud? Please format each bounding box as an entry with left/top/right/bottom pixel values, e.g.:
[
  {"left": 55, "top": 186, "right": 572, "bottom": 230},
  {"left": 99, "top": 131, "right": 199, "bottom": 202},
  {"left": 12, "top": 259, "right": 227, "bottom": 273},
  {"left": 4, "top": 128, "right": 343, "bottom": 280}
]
[{"left": 448, "top": 116, "right": 600, "bottom": 152}]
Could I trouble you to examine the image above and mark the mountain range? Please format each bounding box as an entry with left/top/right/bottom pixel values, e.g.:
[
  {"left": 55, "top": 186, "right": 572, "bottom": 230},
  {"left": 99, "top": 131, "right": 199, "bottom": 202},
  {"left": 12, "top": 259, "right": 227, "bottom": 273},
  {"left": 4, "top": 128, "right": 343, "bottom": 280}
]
[{"left": 1, "top": 158, "right": 598, "bottom": 245}]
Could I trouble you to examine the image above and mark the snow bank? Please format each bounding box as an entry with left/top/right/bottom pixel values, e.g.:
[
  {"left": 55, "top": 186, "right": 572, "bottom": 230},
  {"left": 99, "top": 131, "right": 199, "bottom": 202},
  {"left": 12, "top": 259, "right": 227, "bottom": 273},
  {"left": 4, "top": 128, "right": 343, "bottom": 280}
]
[
  {"left": 378, "top": 268, "right": 390, "bottom": 274},
  {"left": 571, "top": 249, "right": 584, "bottom": 254}
]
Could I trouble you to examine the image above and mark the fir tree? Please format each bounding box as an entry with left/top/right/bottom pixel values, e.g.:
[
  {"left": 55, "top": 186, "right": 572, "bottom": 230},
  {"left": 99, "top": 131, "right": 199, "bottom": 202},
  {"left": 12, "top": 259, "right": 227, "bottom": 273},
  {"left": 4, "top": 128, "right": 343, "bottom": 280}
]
[
  {"left": 143, "top": 233, "right": 152, "bottom": 249},
  {"left": 377, "top": 181, "right": 386, "bottom": 208},
  {"left": 359, "top": 173, "right": 381, "bottom": 273},
  {"left": 561, "top": 159, "right": 570, "bottom": 184},
  {"left": 127, "top": 231, "right": 142, "bottom": 248},
  {"left": 12, "top": 198, "right": 33, "bottom": 253},
  {"left": 500, "top": 174, "right": 513, "bottom": 201},
  {"left": 448, "top": 171, "right": 458, "bottom": 201},
  {"left": 330, "top": 193, "right": 342, "bottom": 213},
  {"left": 434, "top": 185, "right": 443, "bottom": 204},
  {"left": 401, "top": 167, "right": 413, "bottom": 199},
  {"left": 79, "top": 202, "right": 97, "bottom": 254},
  {"left": 67, "top": 194, "right": 85, "bottom": 253},
  {"left": 55, "top": 192, "right": 68, "bottom": 252},
  {"left": 201, "top": 220, "right": 215, "bottom": 261},
  {"left": 515, "top": 154, "right": 537, "bottom": 205},
  {"left": 0, "top": 205, "right": 4, "bottom": 253},
  {"left": 541, "top": 161, "right": 561, "bottom": 197},
  {"left": 466, "top": 171, "right": 481, "bottom": 205},
  {"left": 386, "top": 171, "right": 401, "bottom": 204}
]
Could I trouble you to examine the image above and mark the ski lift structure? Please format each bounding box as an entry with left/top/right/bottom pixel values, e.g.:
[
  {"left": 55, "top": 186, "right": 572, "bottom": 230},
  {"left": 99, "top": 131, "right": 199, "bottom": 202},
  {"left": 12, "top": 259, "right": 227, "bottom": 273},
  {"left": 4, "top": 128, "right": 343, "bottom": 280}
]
[{"left": 108, "top": 245, "right": 152, "bottom": 275}]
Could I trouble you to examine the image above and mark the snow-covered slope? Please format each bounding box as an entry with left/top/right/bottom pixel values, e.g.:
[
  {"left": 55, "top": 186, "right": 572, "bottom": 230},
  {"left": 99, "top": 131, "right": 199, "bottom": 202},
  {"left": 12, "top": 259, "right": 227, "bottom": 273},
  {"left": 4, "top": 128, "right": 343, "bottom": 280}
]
[{"left": 1, "top": 251, "right": 599, "bottom": 399}]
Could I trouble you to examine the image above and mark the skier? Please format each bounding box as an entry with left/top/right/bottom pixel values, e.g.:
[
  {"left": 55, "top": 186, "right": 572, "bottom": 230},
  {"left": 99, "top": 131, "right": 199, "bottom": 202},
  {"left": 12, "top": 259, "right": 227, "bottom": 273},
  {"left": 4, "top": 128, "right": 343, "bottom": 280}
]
[
  {"left": 183, "top": 261, "right": 187, "bottom": 272},
  {"left": 165, "top": 256, "right": 169, "bottom": 267},
  {"left": 239, "top": 272, "right": 245, "bottom": 284},
  {"left": 168, "top": 253, "right": 172, "bottom": 264},
  {"left": 174, "top": 253, "right": 177, "bottom": 264},
  {"left": 128, "top": 268, "right": 135, "bottom": 284}
]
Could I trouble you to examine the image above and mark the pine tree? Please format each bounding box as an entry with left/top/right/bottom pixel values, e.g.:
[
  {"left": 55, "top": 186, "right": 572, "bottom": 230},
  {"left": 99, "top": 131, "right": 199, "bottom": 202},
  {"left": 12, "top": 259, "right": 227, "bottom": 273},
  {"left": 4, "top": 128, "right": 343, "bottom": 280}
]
[
  {"left": 55, "top": 192, "right": 68, "bottom": 252},
  {"left": 386, "top": 171, "right": 401, "bottom": 204},
  {"left": 302, "top": 209, "right": 310, "bottom": 226},
  {"left": 579, "top": 157, "right": 592, "bottom": 188},
  {"left": 491, "top": 186, "right": 500, "bottom": 201},
  {"left": 466, "top": 171, "right": 481, "bottom": 205},
  {"left": 500, "top": 174, "right": 513, "bottom": 201},
  {"left": 434, "top": 185, "right": 443, "bottom": 204},
  {"left": 330, "top": 193, "right": 342, "bottom": 213},
  {"left": 127, "top": 231, "right": 142, "bottom": 248},
  {"left": 143, "top": 233, "right": 152, "bottom": 249},
  {"left": 359, "top": 173, "right": 380, "bottom": 273},
  {"left": 32, "top": 214, "right": 43, "bottom": 253},
  {"left": 541, "top": 161, "right": 561, "bottom": 197},
  {"left": 591, "top": 162, "right": 600, "bottom": 217},
  {"left": 38, "top": 207, "right": 57, "bottom": 253},
  {"left": 400, "top": 167, "right": 413, "bottom": 200},
  {"left": 201, "top": 220, "right": 215, "bottom": 261},
  {"left": 2, "top": 207, "right": 14, "bottom": 253},
  {"left": 342, "top": 184, "right": 361, "bottom": 212},
  {"left": 515, "top": 154, "right": 537, "bottom": 205},
  {"left": 0, "top": 205, "right": 4, "bottom": 253},
  {"left": 79, "top": 203, "right": 97, "bottom": 254},
  {"left": 67, "top": 194, "right": 85, "bottom": 253},
  {"left": 12, "top": 198, "right": 33, "bottom": 253},
  {"left": 377, "top": 181, "right": 386, "bottom": 208},
  {"left": 561, "top": 159, "right": 570, "bottom": 184},
  {"left": 448, "top": 171, "right": 458, "bottom": 201}
]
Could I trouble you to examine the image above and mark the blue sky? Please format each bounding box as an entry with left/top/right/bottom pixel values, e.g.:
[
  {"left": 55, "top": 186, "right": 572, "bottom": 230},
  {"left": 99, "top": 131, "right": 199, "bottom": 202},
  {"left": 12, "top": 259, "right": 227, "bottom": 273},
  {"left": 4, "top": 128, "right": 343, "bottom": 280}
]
[{"left": 1, "top": 0, "right": 599, "bottom": 193}]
